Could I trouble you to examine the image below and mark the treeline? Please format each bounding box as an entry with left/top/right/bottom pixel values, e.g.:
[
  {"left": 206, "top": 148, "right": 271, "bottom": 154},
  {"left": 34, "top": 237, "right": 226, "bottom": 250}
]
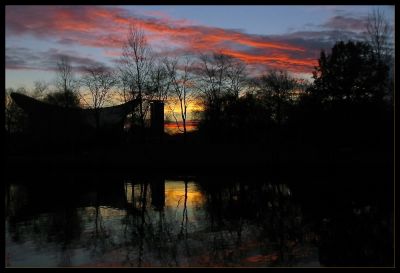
[{"left": 5, "top": 10, "right": 394, "bottom": 162}]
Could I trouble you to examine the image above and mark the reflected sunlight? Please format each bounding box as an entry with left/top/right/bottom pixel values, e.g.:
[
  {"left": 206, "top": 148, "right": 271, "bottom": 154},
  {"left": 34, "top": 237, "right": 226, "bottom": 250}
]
[{"left": 164, "top": 181, "right": 205, "bottom": 210}]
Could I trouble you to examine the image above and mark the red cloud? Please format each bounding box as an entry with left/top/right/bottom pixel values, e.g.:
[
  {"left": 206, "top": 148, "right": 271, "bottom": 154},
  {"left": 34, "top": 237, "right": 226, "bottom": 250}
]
[
  {"left": 219, "top": 49, "right": 317, "bottom": 73},
  {"left": 6, "top": 6, "right": 318, "bottom": 74}
]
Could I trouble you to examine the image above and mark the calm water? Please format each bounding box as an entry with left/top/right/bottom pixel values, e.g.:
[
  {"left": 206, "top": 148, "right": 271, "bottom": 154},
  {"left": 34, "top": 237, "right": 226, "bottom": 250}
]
[{"left": 5, "top": 173, "right": 393, "bottom": 267}]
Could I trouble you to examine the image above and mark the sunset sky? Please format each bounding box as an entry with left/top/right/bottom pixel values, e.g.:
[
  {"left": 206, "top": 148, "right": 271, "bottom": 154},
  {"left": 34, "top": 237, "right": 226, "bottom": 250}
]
[{"left": 5, "top": 5, "right": 394, "bottom": 90}]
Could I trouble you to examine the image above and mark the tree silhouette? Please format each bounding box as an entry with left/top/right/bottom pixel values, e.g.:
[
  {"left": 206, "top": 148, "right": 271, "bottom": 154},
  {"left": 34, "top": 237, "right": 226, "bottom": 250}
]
[
  {"left": 294, "top": 40, "right": 393, "bottom": 161},
  {"left": 195, "top": 53, "right": 249, "bottom": 142},
  {"left": 43, "top": 90, "right": 80, "bottom": 108},
  {"left": 254, "top": 70, "right": 297, "bottom": 127},
  {"left": 310, "top": 41, "right": 388, "bottom": 104},
  {"left": 365, "top": 8, "right": 394, "bottom": 104},
  {"left": 366, "top": 8, "right": 393, "bottom": 63},
  {"left": 164, "top": 56, "right": 194, "bottom": 139},
  {"left": 80, "top": 64, "right": 117, "bottom": 130},
  {"left": 119, "top": 25, "right": 154, "bottom": 130},
  {"left": 146, "top": 59, "right": 170, "bottom": 102},
  {"left": 54, "top": 55, "right": 80, "bottom": 108},
  {"left": 32, "top": 81, "right": 49, "bottom": 100}
]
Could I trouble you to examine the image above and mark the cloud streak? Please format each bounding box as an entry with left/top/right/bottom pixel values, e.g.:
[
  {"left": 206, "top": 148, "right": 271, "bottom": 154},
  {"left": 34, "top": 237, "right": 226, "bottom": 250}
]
[
  {"left": 6, "top": 47, "right": 106, "bottom": 73},
  {"left": 321, "top": 15, "right": 368, "bottom": 32},
  {"left": 6, "top": 5, "right": 370, "bottom": 75}
]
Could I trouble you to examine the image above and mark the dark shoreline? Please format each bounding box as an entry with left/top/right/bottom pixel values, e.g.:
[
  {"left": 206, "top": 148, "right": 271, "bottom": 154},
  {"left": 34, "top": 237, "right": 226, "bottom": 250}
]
[{"left": 5, "top": 147, "right": 392, "bottom": 182}]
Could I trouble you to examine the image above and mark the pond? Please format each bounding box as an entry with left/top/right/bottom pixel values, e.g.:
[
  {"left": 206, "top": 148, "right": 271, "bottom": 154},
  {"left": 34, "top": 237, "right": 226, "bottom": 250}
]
[{"left": 5, "top": 172, "right": 394, "bottom": 267}]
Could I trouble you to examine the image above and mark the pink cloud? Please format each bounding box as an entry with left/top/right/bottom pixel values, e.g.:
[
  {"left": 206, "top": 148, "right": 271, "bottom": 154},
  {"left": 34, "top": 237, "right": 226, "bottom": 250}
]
[{"left": 6, "top": 6, "right": 323, "bottom": 74}]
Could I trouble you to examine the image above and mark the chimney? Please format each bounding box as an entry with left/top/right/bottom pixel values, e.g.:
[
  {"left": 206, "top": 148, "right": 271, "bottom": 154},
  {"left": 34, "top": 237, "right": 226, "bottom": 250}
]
[{"left": 150, "top": 100, "right": 164, "bottom": 139}]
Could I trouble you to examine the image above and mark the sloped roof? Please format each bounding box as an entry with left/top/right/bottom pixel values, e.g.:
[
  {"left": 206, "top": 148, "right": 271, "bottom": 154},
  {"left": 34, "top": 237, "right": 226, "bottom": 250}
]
[{"left": 11, "top": 92, "right": 139, "bottom": 129}]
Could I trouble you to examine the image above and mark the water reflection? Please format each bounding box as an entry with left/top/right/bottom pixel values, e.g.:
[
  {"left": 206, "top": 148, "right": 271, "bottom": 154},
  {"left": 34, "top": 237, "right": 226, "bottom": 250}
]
[{"left": 5, "top": 174, "right": 393, "bottom": 267}]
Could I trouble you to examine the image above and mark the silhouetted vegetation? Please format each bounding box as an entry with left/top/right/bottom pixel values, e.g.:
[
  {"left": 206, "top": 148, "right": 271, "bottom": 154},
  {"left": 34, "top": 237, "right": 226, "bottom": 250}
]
[
  {"left": 5, "top": 35, "right": 393, "bottom": 173},
  {"left": 43, "top": 90, "right": 81, "bottom": 108},
  {"left": 293, "top": 41, "right": 392, "bottom": 165}
]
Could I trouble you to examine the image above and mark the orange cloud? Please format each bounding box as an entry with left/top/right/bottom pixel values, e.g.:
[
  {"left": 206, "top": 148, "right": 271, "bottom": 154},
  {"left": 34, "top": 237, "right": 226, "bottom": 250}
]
[
  {"left": 6, "top": 6, "right": 319, "bottom": 74},
  {"left": 219, "top": 49, "right": 317, "bottom": 73}
]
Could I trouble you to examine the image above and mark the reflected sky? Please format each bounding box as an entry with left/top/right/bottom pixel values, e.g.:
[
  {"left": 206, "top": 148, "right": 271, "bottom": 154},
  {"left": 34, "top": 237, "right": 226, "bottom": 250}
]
[{"left": 5, "top": 176, "right": 392, "bottom": 267}]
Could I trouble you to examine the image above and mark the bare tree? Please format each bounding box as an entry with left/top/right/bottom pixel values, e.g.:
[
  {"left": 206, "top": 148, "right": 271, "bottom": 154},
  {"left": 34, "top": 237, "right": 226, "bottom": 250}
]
[
  {"left": 119, "top": 25, "right": 154, "bottom": 129},
  {"left": 194, "top": 52, "right": 249, "bottom": 138},
  {"left": 146, "top": 59, "right": 170, "bottom": 102},
  {"left": 366, "top": 8, "right": 393, "bottom": 62},
  {"left": 196, "top": 52, "right": 248, "bottom": 104},
  {"left": 366, "top": 8, "right": 394, "bottom": 104},
  {"left": 256, "top": 70, "right": 297, "bottom": 126},
  {"left": 80, "top": 64, "right": 117, "bottom": 130},
  {"left": 164, "top": 56, "right": 194, "bottom": 138},
  {"left": 196, "top": 53, "right": 231, "bottom": 106},
  {"left": 55, "top": 55, "right": 79, "bottom": 108},
  {"left": 194, "top": 52, "right": 233, "bottom": 133},
  {"left": 32, "top": 80, "right": 49, "bottom": 100},
  {"left": 117, "top": 69, "right": 135, "bottom": 103},
  {"left": 226, "top": 58, "right": 247, "bottom": 98},
  {"left": 56, "top": 55, "right": 74, "bottom": 92}
]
